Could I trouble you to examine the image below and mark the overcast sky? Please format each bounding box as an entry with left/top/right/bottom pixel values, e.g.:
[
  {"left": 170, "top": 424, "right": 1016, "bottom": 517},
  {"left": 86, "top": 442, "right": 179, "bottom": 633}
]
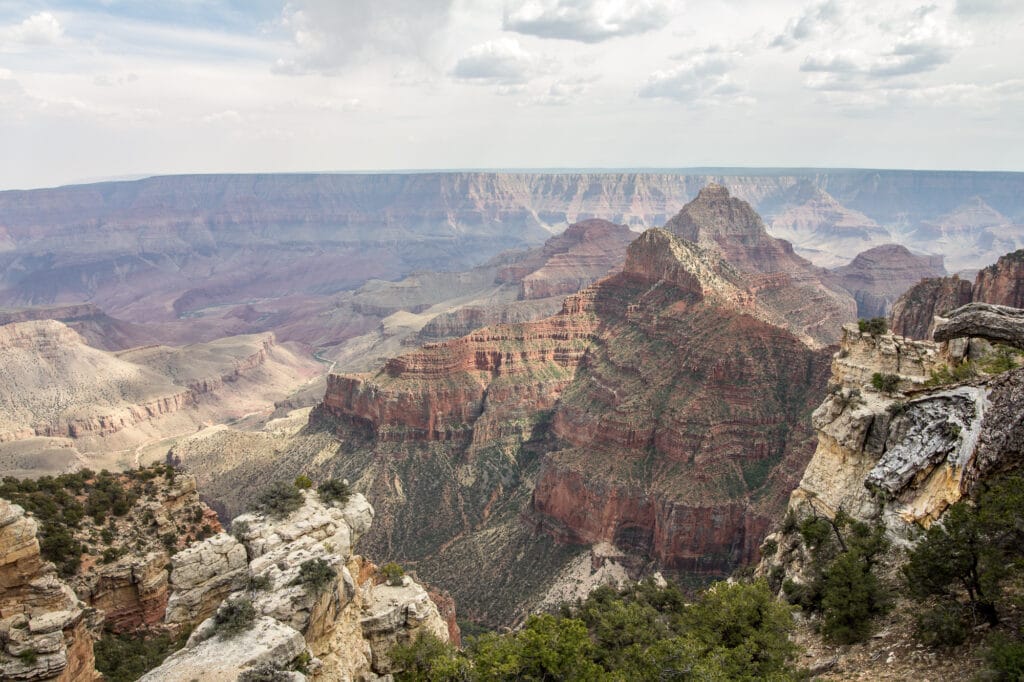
[{"left": 1, "top": 0, "right": 1022, "bottom": 189}]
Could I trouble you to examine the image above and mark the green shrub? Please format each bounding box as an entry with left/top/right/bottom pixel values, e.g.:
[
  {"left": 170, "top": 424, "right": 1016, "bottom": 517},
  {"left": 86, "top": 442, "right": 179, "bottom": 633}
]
[
  {"left": 904, "top": 474, "right": 1024, "bottom": 627},
  {"left": 94, "top": 631, "right": 189, "bottom": 682},
  {"left": 255, "top": 481, "right": 304, "bottom": 518},
  {"left": 926, "top": 361, "right": 978, "bottom": 387},
  {"left": 293, "top": 474, "right": 313, "bottom": 490},
  {"left": 230, "top": 520, "right": 251, "bottom": 540},
  {"left": 290, "top": 558, "right": 337, "bottom": 594},
  {"left": 820, "top": 550, "right": 890, "bottom": 643},
  {"left": 248, "top": 574, "right": 273, "bottom": 591},
  {"left": 914, "top": 602, "right": 967, "bottom": 647},
  {"left": 17, "top": 648, "right": 38, "bottom": 665},
  {"left": 871, "top": 372, "right": 900, "bottom": 393},
  {"left": 887, "top": 400, "right": 910, "bottom": 416},
  {"left": 318, "top": 479, "right": 351, "bottom": 507},
  {"left": 982, "top": 633, "right": 1024, "bottom": 681},
  {"left": 760, "top": 538, "right": 778, "bottom": 558},
  {"left": 237, "top": 662, "right": 291, "bottom": 682},
  {"left": 381, "top": 561, "right": 405, "bottom": 586},
  {"left": 858, "top": 318, "right": 888, "bottom": 335},
  {"left": 980, "top": 344, "right": 1020, "bottom": 375},
  {"left": 213, "top": 597, "right": 256, "bottom": 638}
]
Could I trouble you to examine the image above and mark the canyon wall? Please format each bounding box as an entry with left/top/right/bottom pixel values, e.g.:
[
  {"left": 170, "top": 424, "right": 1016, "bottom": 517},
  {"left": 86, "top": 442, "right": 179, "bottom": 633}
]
[
  {"left": 892, "top": 249, "right": 1024, "bottom": 339},
  {"left": 255, "top": 186, "right": 843, "bottom": 624},
  {"left": 1, "top": 170, "right": 1020, "bottom": 348}
]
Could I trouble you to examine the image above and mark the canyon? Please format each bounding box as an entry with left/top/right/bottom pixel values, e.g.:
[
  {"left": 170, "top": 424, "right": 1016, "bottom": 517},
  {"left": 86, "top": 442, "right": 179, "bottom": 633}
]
[
  {"left": 0, "top": 467, "right": 452, "bottom": 680},
  {"left": 1, "top": 170, "right": 1021, "bottom": 360},
  {"left": 0, "top": 320, "right": 320, "bottom": 476},
  {"left": 169, "top": 185, "right": 846, "bottom": 625},
  {"left": 891, "top": 248, "right": 1024, "bottom": 339}
]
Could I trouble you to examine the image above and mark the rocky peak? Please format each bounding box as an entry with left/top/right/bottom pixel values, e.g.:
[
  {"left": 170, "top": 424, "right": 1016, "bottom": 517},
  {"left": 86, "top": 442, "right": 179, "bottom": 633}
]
[
  {"left": 975, "top": 249, "right": 1024, "bottom": 309},
  {"left": 830, "top": 244, "right": 946, "bottom": 318},
  {"left": 622, "top": 228, "right": 744, "bottom": 302},
  {"left": 665, "top": 183, "right": 769, "bottom": 252},
  {"left": 660, "top": 184, "right": 857, "bottom": 344}
]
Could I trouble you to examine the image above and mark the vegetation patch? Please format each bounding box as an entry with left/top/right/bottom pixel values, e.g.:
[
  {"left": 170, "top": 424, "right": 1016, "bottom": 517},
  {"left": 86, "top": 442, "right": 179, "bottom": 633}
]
[
  {"left": 317, "top": 478, "right": 351, "bottom": 507},
  {"left": 858, "top": 317, "right": 888, "bottom": 336},
  {"left": 290, "top": 558, "right": 337, "bottom": 594},
  {"left": 94, "top": 630, "right": 190, "bottom": 682},
  {"left": 391, "top": 579, "right": 799, "bottom": 681},
  {"left": 255, "top": 481, "right": 304, "bottom": 518},
  {"left": 213, "top": 596, "right": 257, "bottom": 639},
  {"left": 782, "top": 507, "right": 891, "bottom": 644}
]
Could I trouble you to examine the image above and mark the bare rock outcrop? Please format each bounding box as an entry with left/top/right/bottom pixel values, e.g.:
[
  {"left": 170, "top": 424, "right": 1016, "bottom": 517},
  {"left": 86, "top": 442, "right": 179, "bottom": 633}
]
[
  {"left": 762, "top": 307, "right": 1024, "bottom": 558},
  {"left": 149, "top": 491, "right": 449, "bottom": 681},
  {"left": 933, "top": 302, "right": 1024, "bottom": 350},
  {"left": 892, "top": 249, "right": 1024, "bottom": 339},
  {"left": 0, "top": 499, "right": 100, "bottom": 681},
  {"left": 164, "top": 535, "right": 248, "bottom": 629}
]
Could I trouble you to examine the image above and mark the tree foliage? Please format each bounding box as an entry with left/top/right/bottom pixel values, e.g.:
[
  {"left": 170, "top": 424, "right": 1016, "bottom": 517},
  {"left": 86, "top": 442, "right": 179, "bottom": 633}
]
[
  {"left": 392, "top": 579, "right": 799, "bottom": 681},
  {"left": 904, "top": 474, "right": 1024, "bottom": 627},
  {"left": 318, "top": 478, "right": 352, "bottom": 507},
  {"left": 783, "top": 508, "right": 890, "bottom": 643},
  {"left": 255, "top": 481, "right": 304, "bottom": 518}
]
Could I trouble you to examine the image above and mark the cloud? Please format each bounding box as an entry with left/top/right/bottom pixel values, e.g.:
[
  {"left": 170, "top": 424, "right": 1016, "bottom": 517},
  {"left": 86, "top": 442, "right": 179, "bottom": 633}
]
[
  {"left": 868, "top": 41, "right": 956, "bottom": 78},
  {"left": 770, "top": 0, "right": 843, "bottom": 49},
  {"left": 94, "top": 73, "right": 140, "bottom": 87},
  {"left": 1, "top": 11, "right": 64, "bottom": 47},
  {"left": 272, "top": 0, "right": 455, "bottom": 75},
  {"left": 527, "top": 76, "right": 596, "bottom": 105},
  {"left": 503, "top": 0, "right": 669, "bottom": 43},
  {"left": 451, "top": 38, "right": 545, "bottom": 85},
  {"left": 638, "top": 51, "right": 748, "bottom": 105},
  {"left": 955, "top": 0, "right": 1023, "bottom": 16},
  {"left": 800, "top": 51, "right": 863, "bottom": 73}
]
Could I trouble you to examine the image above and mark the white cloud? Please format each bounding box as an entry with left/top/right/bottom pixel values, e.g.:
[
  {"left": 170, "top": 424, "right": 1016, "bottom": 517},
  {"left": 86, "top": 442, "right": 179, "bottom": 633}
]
[
  {"left": 1, "top": 11, "right": 64, "bottom": 48},
  {"left": 638, "top": 51, "right": 748, "bottom": 105},
  {"left": 955, "top": 0, "right": 1024, "bottom": 16},
  {"left": 503, "top": 0, "right": 670, "bottom": 43},
  {"left": 451, "top": 38, "right": 546, "bottom": 85},
  {"left": 272, "top": 0, "right": 455, "bottom": 75},
  {"left": 526, "top": 76, "right": 596, "bottom": 105},
  {"left": 770, "top": 0, "right": 843, "bottom": 49}
]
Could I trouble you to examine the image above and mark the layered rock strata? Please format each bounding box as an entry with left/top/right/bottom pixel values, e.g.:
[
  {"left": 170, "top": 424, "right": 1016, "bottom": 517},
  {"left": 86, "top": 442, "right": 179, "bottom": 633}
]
[
  {"left": 892, "top": 249, "right": 1024, "bottom": 339},
  {"left": 828, "top": 244, "right": 946, "bottom": 318},
  {"left": 0, "top": 499, "right": 100, "bottom": 681},
  {"left": 146, "top": 491, "right": 449, "bottom": 681},
  {"left": 302, "top": 186, "right": 841, "bottom": 622}
]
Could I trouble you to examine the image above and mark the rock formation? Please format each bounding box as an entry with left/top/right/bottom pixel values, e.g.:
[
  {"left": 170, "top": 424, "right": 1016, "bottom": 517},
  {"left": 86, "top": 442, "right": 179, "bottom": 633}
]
[
  {"left": 663, "top": 183, "right": 856, "bottom": 345},
  {"left": 144, "top": 490, "right": 450, "bottom": 681},
  {"left": 889, "top": 276, "right": 974, "bottom": 340},
  {"left": 828, "top": 244, "right": 946, "bottom": 318},
  {"left": 0, "top": 499, "right": 100, "bottom": 681},
  {"left": 761, "top": 307, "right": 1024, "bottom": 553},
  {"left": 0, "top": 320, "right": 319, "bottom": 476},
  {"left": 768, "top": 185, "right": 891, "bottom": 268},
  {"left": 933, "top": 303, "right": 1024, "bottom": 350},
  {"left": 891, "top": 249, "right": 1024, "bottom": 339},
  {"left": 173, "top": 186, "right": 844, "bottom": 625}
]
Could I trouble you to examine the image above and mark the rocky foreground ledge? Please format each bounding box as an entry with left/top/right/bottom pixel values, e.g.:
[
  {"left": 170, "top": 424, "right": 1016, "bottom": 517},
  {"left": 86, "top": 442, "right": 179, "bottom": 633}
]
[
  {"left": 0, "top": 482, "right": 450, "bottom": 682},
  {"left": 143, "top": 490, "right": 450, "bottom": 681}
]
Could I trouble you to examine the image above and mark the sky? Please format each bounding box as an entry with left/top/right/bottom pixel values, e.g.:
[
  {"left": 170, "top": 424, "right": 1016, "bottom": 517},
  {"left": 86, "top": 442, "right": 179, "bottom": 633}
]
[{"left": 0, "top": 0, "right": 1022, "bottom": 189}]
